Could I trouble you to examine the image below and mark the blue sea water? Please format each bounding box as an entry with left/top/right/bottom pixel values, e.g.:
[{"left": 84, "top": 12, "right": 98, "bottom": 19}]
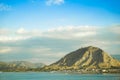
[{"left": 0, "top": 72, "right": 120, "bottom": 80}]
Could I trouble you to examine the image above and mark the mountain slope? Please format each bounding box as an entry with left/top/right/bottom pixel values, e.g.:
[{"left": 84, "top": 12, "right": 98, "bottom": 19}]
[
  {"left": 46, "top": 46, "right": 120, "bottom": 70},
  {"left": 0, "top": 61, "right": 45, "bottom": 71},
  {"left": 7, "top": 61, "right": 45, "bottom": 68}
]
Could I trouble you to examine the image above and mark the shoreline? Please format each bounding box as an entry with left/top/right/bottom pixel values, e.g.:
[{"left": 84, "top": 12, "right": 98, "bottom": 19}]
[{"left": 1, "top": 69, "right": 120, "bottom": 74}]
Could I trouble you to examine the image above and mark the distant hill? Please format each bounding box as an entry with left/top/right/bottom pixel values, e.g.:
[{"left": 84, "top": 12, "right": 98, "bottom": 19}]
[
  {"left": 44, "top": 46, "right": 120, "bottom": 71},
  {"left": 7, "top": 61, "right": 45, "bottom": 68},
  {"left": 0, "top": 61, "right": 45, "bottom": 71}
]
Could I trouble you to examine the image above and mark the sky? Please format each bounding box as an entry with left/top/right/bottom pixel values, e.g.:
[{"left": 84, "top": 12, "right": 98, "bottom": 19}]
[{"left": 0, "top": 0, "right": 120, "bottom": 64}]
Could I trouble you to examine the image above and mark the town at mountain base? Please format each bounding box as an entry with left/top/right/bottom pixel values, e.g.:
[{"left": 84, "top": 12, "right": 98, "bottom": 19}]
[
  {"left": 41, "top": 46, "right": 120, "bottom": 73},
  {"left": 0, "top": 46, "right": 120, "bottom": 73}
]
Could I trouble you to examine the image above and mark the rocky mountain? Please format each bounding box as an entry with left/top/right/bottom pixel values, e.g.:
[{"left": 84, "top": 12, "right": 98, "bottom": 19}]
[
  {"left": 44, "top": 46, "right": 120, "bottom": 70},
  {"left": 1, "top": 46, "right": 120, "bottom": 72}
]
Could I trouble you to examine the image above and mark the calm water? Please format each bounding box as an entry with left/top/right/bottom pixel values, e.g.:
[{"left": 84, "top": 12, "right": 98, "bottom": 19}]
[{"left": 0, "top": 72, "right": 120, "bottom": 80}]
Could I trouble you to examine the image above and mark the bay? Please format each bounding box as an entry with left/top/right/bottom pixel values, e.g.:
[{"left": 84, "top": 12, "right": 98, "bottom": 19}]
[{"left": 0, "top": 72, "right": 120, "bottom": 80}]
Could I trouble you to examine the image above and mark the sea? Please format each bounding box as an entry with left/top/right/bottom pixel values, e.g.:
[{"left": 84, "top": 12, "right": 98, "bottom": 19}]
[{"left": 0, "top": 72, "right": 120, "bottom": 80}]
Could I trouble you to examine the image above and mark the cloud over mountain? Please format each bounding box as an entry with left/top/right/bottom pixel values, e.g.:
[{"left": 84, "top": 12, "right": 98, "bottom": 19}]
[{"left": 0, "top": 25, "right": 120, "bottom": 64}]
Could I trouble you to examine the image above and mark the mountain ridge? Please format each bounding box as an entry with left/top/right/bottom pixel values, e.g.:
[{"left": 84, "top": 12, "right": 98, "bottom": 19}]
[
  {"left": 44, "top": 46, "right": 120, "bottom": 71},
  {"left": 0, "top": 46, "right": 120, "bottom": 73},
  {"left": 0, "top": 61, "right": 45, "bottom": 71}
]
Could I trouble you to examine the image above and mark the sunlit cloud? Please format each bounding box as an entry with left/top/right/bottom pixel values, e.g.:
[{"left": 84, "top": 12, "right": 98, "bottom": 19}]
[
  {"left": 0, "top": 25, "right": 119, "bottom": 41},
  {"left": 0, "top": 28, "right": 10, "bottom": 34},
  {"left": 25, "top": 58, "right": 43, "bottom": 63},
  {"left": 46, "top": 0, "right": 64, "bottom": 6},
  {"left": 110, "top": 25, "right": 120, "bottom": 34},
  {"left": 0, "top": 47, "right": 12, "bottom": 53},
  {"left": 17, "top": 28, "right": 27, "bottom": 34},
  {"left": 0, "top": 35, "right": 31, "bottom": 42},
  {"left": 0, "top": 25, "right": 120, "bottom": 64},
  {"left": 43, "top": 26, "right": 98, "bottom": 39},
  {"left": 0, "top": 26, "right": 98, "bottom": 42}
]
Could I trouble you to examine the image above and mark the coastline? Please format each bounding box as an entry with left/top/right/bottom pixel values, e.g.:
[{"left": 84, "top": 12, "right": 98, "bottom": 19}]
[{"left": 1, "top": 69, "right": 120, "bottom": 74}]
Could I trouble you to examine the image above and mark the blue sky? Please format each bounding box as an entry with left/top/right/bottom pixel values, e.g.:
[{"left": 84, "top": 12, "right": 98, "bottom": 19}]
[
  {"left": 0, "top": 0, "right": 120, "bottom": 64},
  {"left": 0, "top": 0, "right": 120, "bottom": 29}
]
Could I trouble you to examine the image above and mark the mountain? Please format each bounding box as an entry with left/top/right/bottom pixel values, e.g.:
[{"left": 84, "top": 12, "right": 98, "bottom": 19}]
[
  {"left": 44, "top": 46, "right": 120, "bottom": 71},
  {"left": 0, "top": 61, "right": 8, "bottom": 69},
  {"left": 1, "top": 46, "right": 120, "bottom": 72},
  {"left": 0, "top": 61, "right": 45, "bottom": 71},
  {"left": 7, "top": 61, "right": 45, "bottom": 68}
]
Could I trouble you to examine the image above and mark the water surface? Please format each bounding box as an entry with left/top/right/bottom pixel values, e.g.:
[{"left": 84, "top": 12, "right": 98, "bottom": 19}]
[{"left": 0, "top": 72, "right": 120, "bottom": 80}]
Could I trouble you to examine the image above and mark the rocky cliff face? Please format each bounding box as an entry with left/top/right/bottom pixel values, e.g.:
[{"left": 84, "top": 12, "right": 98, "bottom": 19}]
[{"left": 46, "top": 46, "right": 120, "bottom": 70}]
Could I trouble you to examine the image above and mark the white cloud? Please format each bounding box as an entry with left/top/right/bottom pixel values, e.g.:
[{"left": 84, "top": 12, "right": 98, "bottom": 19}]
[
  {"left": 72, "top": 32, "right": 96, "bottom": 37},
  {"left": 0, "top": 26, "right": 98, "bottom": 42},
  {"left": 0, "top": 28, "right": 41, "bottom": 42},
  {"left": 0, "top": 3, "right": 11, "bottom": 11},
  {"left": 0, "top": 29, "right": 10, "bottom": 34},
  {"left": 23, "top": 47, "right": 66, "bottom": 64},
  {"left": 0, "top": 28, "right": 32, "bottom": 42},
  {"left": 25, "top": 58, "right": 43, "bottom": 63},
  {"left": 17, "top": 28, "right": 27, "bottom": 34},
  {"left": 110, "top": 25, "right": 120, "bottom": 34},
  {"left": 1, "top": 25, "right": 120, "bottom": 42},
  {"left": 41, "top": 52, "right": 66, "bottom": 58},
  {"left": 16, "top": 28, "right": 42, "bottom": 36},
  {"left": 47, "top": 26, "right": 97, "bottom": 32},
  {"left": 31, "top": 47, "right": 51, "bottom": 53},
  {"left": 29, "top": 47, "right": 66, "bottom": 58},
  {"left": 0, "top": 47, "right": 12, "bottom": 53},
  {"left": 0, "top": 35, "right": 31, "bottom": 42},
  {"left": 33, "top": 52, "right": 66, "bottom": 64},
  {"left": 46, "top": 0, "right": 64, "bottom": 6},
  {"left": 0, "top": 25, "right": 120, "bottom": 64},
  {"left": 44, "top": 26, "right": 97, "bottom": 39}
]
